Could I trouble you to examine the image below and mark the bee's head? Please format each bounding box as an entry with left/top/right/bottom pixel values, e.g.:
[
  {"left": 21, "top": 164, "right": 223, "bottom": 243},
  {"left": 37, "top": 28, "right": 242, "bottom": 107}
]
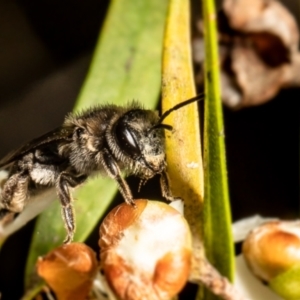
[
  {"left": 111, "top": 109, "right": 167, "bottom": 177},
  {"left": 108, "top": 94, "right": 203, "bottom": 177}
]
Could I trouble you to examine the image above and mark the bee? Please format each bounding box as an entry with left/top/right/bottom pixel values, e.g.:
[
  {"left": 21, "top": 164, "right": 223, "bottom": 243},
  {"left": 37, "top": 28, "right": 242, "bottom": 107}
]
[{"left": 0, "top": 94, "right": 203, "bottom": 243}]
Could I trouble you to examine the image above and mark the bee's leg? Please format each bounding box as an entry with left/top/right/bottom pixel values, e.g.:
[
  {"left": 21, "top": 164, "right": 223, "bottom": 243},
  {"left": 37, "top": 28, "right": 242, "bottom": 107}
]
[
  {"left": 56, "top": 172, "right": 86, "bottom": 244},
  {"left": 160, "top": 171, "right": 182, "bottom": 202},
  {"left": 0, "top": 208, "right": 18, "bottom": 226},
  {"left": 101, "top": 149, "right": 135, "bottom": 206},
  {"left": 0, "top": 171, "right": 29, "bottom": 214}
]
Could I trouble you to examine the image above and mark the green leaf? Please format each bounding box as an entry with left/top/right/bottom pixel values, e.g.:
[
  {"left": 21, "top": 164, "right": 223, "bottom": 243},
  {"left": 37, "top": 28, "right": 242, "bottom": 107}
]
[
  {"left": 24, "top": 0, "right": 169, "bottom": 290},
  {"left": 202, "top": 0, "right": 234, "bottom": 298}
]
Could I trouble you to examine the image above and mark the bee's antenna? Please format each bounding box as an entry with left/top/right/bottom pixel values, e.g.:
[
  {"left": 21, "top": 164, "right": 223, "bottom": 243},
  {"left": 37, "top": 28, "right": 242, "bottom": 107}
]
[
  {"left": 149, "top": 93, "right": 204, "bottom": 132},
  {"left": 157, "top": 93, "right": 204, "bottom": 125}
]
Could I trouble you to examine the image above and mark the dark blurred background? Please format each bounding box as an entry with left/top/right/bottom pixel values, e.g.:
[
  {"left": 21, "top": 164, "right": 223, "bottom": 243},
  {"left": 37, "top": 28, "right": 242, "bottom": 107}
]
[{"left": 0, "top": 0, "right": 298, "bottom": 299}]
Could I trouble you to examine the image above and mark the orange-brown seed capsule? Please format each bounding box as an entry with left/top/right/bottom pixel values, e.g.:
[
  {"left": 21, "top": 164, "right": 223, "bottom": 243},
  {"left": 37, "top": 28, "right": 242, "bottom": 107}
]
[
  {"left": 99, "top": 199, "right": 192, "bottom": 300},
  {"left": 243, "top": 220, "right": 300, "bottom": 282},
  {"left": 37, "top": 242, "right": 98, "bottom": 300}
]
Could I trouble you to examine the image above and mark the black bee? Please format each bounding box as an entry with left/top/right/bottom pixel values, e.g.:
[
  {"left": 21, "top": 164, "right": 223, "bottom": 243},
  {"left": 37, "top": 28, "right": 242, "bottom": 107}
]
[{"left": 0, "top": 94, "right": 202, "bottom": 243}]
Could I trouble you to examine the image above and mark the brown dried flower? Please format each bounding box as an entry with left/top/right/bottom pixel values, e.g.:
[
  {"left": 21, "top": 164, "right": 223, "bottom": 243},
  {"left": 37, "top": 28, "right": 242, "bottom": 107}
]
[{"left": 194, "top": 0, "right": 300, "bottom": 108}]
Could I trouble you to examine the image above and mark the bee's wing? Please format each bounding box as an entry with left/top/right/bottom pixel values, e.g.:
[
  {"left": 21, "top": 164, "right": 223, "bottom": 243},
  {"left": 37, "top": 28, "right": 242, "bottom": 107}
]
[{"left": 0, "top": 126, "right": 74, "bottom": 168}]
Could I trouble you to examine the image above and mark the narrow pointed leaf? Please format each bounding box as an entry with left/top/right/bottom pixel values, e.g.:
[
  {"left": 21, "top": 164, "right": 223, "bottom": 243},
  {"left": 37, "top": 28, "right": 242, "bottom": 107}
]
[
  {"left": 25, "top": 0, "right": 169, "bottom": 289},
  {"left": 202, "top": 0, "right": 234, "bottom": 298}
]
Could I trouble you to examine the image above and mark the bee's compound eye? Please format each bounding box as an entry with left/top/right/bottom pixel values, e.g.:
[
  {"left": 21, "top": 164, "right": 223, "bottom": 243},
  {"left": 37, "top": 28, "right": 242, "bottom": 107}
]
[
  {"left": 115, "top": 123, "right": 141, "bottom": 158},
  {"left": 75, "top": 127, "right": 84, "bottom": 139}
]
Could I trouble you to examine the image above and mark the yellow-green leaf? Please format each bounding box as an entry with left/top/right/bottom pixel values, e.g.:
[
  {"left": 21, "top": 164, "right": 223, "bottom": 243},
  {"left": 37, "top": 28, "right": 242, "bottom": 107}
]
[{"left": 161, "top": 0, "right": 205, "bottom": 283}]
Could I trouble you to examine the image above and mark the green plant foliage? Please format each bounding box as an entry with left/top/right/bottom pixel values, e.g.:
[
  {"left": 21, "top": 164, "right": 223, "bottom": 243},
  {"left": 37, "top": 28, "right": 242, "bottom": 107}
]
[{"left": 202, "top": 0, "right": 234, "bottom": 298}]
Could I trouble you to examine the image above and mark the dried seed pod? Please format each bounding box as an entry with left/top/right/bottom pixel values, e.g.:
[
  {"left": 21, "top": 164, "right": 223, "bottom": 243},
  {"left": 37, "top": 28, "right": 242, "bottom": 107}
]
[
  {"left": 37, "top": 242, "right": 98, "bottom": 300},
  {"left": 99, "top": 199, "right": 192, "bottom": 300}
]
